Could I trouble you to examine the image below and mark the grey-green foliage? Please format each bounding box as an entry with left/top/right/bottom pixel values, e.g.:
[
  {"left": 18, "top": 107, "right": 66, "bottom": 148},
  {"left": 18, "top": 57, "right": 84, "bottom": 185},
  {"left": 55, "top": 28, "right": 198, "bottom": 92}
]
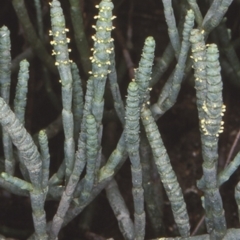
[
  {"left": 106, "top": 179, "right": 135, "bottom": 240},
  {"left": 38, "top": 130, "right": 50, "bottom": 191},
  {"left": 1, "top": 172, "right": 32, "bottom": 191},
  {"left": 50, "top": 0, "right": 75, "bottom": 181},
  {"left": 218, "top": 151, "right": 240, "bottom": 187},
  {"left": 162, "top": 0, "right": 180, "bottom": 56},
  {"left": 135, "top": 36, "right": 155, "bottom": 105},
  {"left": 79, "top": 114, "right": 98, "bottom": 203},
  {"left": 190, "top": 28, "right": 227, "bottom": 238},
  {"left": 14, "top": 59, "right": 29, "bottom": 125},
  {"left": 1, "top": 0, "right": 240, "bottom": 239},
  {"left": 34, "top": 0, "right": 44, "bottom": 39},
  {"left": 139, "top": 134, "right": 164, "bottom": 236},
  {"left": 186, "top": 0, "right": 203, "bottom": 26},
  {"left": 108, "top": 41, "right": 125, "bottom": 125},
  {"left": 199, "top": 44, "right": 226, "bottom": 238},
  {"left": 0, "top": 98, "right": 48, "bottom": 239},
  {"left": 0, "top": 26, "right": 14, "bottom": 175},
  {"left": 0, "top": 99, "right": 42, "bottom": 188},
  {"left": 189, "top": 29, "right": 207, "bottom": 120},
  {"left": 151, "top": 9, "right": 195, "bottom": 118},
  {"left": 125, "top": 81, "right": 145, "bottom": 239},
  {"left": 235, "top": 182, "right": 240, "bottom": 223},
  {"left": 0, "top": 26, "right": 11, "bottom": 104},
  {"left": 71, "top": 62, "right": 84, "bottom": 142},
  {"left": 13, "top": 59, "right": 30, "bottom": 182},
  {"left": 202, "top": 0, "right": 234, "bottom": 35},
  {"left": 141, "top": 105, "right": 190, "bottom": 238},
  {"left": 90, "top": 0, "right": 115, "bottom": 126}
]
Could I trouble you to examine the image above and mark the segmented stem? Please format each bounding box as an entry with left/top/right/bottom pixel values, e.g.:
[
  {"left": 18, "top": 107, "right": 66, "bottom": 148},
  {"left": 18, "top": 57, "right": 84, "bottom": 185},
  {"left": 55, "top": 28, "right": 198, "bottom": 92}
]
[
  {"left": 187, "top": 0, "right": 203, "bottom": 26},
  {"left": 0, "top": 98, "right": 47, "bottom": 239},
  {"left": 125, "top": 82, "right": 145, "bottom": 239},
  {"left": 197, "top": 44, "right": 227, "bottom": 239},
  {"left": 50, "top": 0, "right": 75, "bottom": 181},
  {"left": 71, "top": 62, "right": 84, "bottom": 142},
  {"left": 38, "top": 130, "right": 50, "bottom": 190},
  {"left": 141, "top": 106, "right": 190, "bottom": 237},
  {"left": 135, "top": 36, "right": 155, "bottom": 106},
  {"left": 14, "top": 59, "right": 29, "bottom": 125},
  {"left": 0, "top": 26, "right": 14, "bottom": 175},
  {"left": 190, "top": 29, "right": 207, "bottom": 120},
  {"left": 106, "top": 179, "right": 135, "bottom": 239},
  {"left": 90, "top": 0, "right": 115, "bottom": 126},
  {"left": 79, "top": 115, "right": 98, "bottom": 203},
  {"left": 202, "top": 0, "right": 234, "bottom": 35},
  {"left": 162, "top": 0, "right": 180, "bottom": 56}
]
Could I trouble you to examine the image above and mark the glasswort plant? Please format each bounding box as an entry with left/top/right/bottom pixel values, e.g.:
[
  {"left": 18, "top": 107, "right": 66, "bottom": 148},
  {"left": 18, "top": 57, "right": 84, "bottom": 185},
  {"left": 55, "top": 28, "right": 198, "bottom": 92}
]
[{"left": 1, "top": 0, "right": 240, "bottom": 239}]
